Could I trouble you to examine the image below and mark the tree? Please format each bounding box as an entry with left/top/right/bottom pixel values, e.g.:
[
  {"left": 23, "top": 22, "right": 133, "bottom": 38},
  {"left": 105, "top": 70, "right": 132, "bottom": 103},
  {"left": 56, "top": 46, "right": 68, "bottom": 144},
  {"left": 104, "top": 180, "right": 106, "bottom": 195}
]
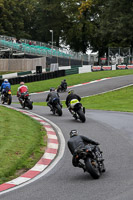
[
  {"left": 0, "top": 0, "right": 37, "bottom": 39},
  {"left": 60, "top": 0, "right": 93, "bottom": 53},
  {"left": 96, "top": 0, "right": 133, "bottom": 52},
  {"left": 32, "top": 0, "right": 67, "bottom": 47}
]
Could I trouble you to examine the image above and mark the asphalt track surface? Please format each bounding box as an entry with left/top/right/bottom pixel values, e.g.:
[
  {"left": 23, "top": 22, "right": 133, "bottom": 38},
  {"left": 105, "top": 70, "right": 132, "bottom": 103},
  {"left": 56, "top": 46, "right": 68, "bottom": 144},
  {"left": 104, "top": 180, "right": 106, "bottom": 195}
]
[{"left": 1, "top": 74, "right": 133, "bottom": 200}]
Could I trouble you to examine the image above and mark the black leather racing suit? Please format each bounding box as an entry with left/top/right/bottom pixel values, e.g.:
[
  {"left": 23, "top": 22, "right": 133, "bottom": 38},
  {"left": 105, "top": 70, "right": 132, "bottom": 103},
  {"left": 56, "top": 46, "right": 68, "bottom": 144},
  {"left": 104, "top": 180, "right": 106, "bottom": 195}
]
[
  {"left": 46, "top": 91, "right": 61, "bottom": 108},
  {"left": 65, "top": 93, "right": 81, "bottom": 107},
  {"left": 61, "top": 80, "right": 67, "bottom": 90},
  {"left": 67, "top": 135, "right": 99, "bottom": 168}
]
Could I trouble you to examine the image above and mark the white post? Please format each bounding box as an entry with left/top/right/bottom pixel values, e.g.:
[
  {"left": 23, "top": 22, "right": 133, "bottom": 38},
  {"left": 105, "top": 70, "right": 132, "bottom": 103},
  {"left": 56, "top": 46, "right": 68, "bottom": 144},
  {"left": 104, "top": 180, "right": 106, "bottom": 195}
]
[{"left": 50, "top": 30, "right": 53, "bottom": 50}]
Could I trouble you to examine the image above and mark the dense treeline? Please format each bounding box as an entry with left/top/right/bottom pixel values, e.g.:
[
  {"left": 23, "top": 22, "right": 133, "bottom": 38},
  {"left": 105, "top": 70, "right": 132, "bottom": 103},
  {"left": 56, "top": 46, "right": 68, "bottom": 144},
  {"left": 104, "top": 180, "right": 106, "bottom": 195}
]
[{"left": 0, "top": 0, "right": 133, "bottom": 56}]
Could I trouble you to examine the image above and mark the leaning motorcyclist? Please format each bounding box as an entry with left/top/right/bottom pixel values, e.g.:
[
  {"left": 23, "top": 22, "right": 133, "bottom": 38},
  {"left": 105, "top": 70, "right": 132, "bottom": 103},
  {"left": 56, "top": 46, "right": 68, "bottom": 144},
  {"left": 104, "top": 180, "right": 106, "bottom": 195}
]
[
  {"left": 46, "top": 87, "right": 62, "bottom": 110},
  {"left": 65, "top": 89, "right": 81, "bottom": 114},
  {"left": 17, "top": 82, "right": 28, "bottom": 103},
  {"left": 60, "top": 79, "right": 67, "bottom": 90},
  {"left": 1, "top": 79, "right": 11, "bottom": 95},
  {"left": 67, "top": 130, "right": 105, "bottom": 172}
]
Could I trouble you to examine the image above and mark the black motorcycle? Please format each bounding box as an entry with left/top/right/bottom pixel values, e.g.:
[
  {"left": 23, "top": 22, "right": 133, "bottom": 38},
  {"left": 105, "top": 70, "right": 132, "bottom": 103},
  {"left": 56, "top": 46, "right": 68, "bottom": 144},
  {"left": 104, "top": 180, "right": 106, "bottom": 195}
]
[
  {"left": 57, "top": 84, "right": 67, "bottom": 93},
  {"left": 74, "top": 144, "right": 105, "bottom": 179},
  {"left": 50, "top": 97, "right": 62, "bottom": 116},
  {"left": 20, "top": 92, "right": 33, "bottom": 110},
  {"left": 1, "top": 87, "right": 12, "bottom": 105},
  {"left": 69, "top": 102, "right": 86, "bottom": 123}
]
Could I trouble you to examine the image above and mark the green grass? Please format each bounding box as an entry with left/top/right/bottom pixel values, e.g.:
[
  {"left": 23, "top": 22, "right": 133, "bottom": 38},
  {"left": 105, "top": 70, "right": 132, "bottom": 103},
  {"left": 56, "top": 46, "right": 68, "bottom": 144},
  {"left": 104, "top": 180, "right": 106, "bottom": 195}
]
[
  {"left": 81, "top": 85, "right": 133, "bottom": 112},
  {"left": 0, "top": 106, "right": 47, "bottom": 184},
  {"left": 11, "top": 70, "right": 133, "bottom": 95}
]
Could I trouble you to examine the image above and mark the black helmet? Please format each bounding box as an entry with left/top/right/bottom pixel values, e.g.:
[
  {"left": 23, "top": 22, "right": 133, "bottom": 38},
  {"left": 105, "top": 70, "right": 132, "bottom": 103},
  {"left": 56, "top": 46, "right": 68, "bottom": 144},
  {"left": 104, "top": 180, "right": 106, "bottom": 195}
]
[
  {"left": 68, "top": 89, "right": 74, "bottom": 95},
  {"left": 70, "top": 130, "right": 78, "bottom": 138},
  {"left": 64, "top": 79, "right": 66, "bottom": 81},
  {"left": 50, "top": 87, "right": 55, "bottom": 92}
]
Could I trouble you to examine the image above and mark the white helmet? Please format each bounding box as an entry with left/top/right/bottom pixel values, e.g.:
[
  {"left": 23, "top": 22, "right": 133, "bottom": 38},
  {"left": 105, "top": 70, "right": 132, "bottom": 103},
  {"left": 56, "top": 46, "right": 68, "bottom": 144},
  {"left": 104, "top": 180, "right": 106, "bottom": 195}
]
[
  {"left": 20, "top": 82, "right": 24, "bottom": 86},
  {"left": 4, "top": 79, "right": 8, "bottom": 82}
]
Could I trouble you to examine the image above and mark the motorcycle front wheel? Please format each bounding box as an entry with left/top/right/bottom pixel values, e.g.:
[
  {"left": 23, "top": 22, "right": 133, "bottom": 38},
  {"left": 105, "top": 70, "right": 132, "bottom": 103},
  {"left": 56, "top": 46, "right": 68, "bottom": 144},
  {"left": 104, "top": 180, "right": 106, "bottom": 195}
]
[{"left": 85, "top": 158, "right": 101, "bottom": 179}]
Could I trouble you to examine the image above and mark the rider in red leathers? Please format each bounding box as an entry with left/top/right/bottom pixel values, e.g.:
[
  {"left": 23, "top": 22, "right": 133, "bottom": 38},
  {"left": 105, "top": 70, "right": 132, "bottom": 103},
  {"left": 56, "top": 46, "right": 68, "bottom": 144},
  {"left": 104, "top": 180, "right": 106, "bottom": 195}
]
[{"left": 17, "top": 82, "right": 28, "bottom": 104}]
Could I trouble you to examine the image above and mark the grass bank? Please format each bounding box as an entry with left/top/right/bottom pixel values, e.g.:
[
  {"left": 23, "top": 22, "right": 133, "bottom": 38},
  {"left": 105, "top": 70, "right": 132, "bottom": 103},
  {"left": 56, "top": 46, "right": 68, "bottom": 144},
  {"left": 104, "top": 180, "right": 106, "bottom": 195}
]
[
  {"left": 81, "top": 85, "right": 133, "bottom": 112},
  {"left": 11, "top": 70, "right": 133, "bottom": 95},
  {"left": 0, "top": 106, "right": 47, "bottom": 184}
]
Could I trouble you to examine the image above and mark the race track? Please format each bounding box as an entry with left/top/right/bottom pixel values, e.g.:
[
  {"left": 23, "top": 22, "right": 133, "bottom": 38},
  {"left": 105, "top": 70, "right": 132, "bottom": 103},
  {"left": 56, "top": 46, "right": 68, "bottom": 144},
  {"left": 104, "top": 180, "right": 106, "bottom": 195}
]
[{"left": 1, "top": 74, "right": 133, "bottom": 200}]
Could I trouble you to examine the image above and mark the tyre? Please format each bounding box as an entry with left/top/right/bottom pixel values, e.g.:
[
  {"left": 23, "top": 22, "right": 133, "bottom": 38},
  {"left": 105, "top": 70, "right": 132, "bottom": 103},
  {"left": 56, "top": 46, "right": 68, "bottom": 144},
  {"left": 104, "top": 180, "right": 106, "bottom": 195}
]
[
  {"left": 57, "top": 88, "right": 61, "bottom": 93},
  {"left": 7, "top": 95, "right": 12, "bottom": 105},
  {"left": 28, "top": 101, "right": 33, "bottom": 110},
  {"left": 77, "top": 109, "right": 86, "bottom": 123},
  {"left": 21, "top": 102, "right": 25, "bottom": 108},
  {"left": 85, "top": 158, "right": 100, "bottom": 179},
  {"left": 1, "top": 96, "right": 4, "bottom": 104},
  {"left": 56, "top": 104, "right": 62, "bottom": 116}
]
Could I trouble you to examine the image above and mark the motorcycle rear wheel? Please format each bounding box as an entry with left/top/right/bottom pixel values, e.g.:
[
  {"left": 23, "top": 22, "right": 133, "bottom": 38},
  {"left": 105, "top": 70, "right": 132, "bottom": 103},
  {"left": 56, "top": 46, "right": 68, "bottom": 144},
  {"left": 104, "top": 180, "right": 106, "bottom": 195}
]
[
  {"left": 85, "top": 158, "right": 100, "bottom": 179},
  {"left": 56, "top": 104, "right": 62, "bottom": 116},
  {"left": 77, "top": 109, "right": 86, "bottom": 123},
  {"left": 1, "top": 97, "right": 4, "bottom": 104},
  {"left": 7, "top": 95, "right": 12, "bottom": 105},
  {"left": 57, "top": 88, "right": 61, "bottom": 93},
  {"left": 28, "top": 101, "right": 33, "bottom": 110}
]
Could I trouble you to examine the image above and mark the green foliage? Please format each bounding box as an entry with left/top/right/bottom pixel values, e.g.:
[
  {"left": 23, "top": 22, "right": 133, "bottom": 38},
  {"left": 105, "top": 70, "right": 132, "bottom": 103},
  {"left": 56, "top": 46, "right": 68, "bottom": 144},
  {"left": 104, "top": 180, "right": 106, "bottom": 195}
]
[
  {"left": 0, "top": 0, "right": 37, "bottom": 39},
  {"left": 0, "top": 0, "right": 133, "bottom": 54},
  {"left": 32, "top": 0, "right": 66, "bottom": 46},
  {"left": 96, "top": 0, "right": 133, "bottom": 50}
]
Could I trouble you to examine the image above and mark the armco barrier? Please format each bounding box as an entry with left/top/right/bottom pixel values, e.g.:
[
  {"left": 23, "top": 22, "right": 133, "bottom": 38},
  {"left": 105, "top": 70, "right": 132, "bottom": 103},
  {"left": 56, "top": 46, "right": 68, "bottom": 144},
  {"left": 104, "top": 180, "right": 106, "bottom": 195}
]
[
  {"left": 17, "top": 71, "right": 32, "bottom": 76},
  {"left": 65, "top": 68, "right": 79, "bottom": 75}
]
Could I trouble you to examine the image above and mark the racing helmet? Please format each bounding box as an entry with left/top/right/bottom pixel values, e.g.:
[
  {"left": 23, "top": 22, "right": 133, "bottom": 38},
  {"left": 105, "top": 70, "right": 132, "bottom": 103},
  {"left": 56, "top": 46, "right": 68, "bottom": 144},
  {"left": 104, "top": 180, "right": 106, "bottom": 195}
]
[
  {"left": 20, "top": 82, "right": 24, "bottom": 86},
  {"left": 70, "top": 130, "right": 78, "bottom": 138},
  {"left": 4, "top": 79, "right": 8, "bottom": 82},
  {"left": 64, "top": 79, "right": 66, "bottom": 81},
  {"left": 50, "top": 87, "right": 55, "bottom": 92},
  {"left": 68, "top": 89, "right": 74, "bottom": 95}
]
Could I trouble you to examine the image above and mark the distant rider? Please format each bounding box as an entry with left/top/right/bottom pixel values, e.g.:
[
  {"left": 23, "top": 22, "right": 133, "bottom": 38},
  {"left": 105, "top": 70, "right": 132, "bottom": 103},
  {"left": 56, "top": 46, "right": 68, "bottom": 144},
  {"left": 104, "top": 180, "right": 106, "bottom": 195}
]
[
  {"left": 17, "top": 82, "right": 28, "bottom": 103},
  {"left": 46, "top": 87, "right": 62, "bottom": 110},
  {"left": 65, "top": 89, "right": 81, "bottom": 114},
  {"left": 1, "top": 79, "right": 11, "bottom": 95},
  {"left": 61, "top": 79, "right": 67, "bottom": 90},
  {"left": 67, "top": 130, "right": 105, "bottom": 172}
]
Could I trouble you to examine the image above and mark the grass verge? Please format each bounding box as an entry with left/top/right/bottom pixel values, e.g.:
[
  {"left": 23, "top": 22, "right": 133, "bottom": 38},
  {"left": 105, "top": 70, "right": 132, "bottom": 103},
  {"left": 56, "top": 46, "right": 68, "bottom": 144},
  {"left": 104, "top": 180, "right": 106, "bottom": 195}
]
[{"left": 0, "top": 106, "right": 47, "bottom": 184}]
